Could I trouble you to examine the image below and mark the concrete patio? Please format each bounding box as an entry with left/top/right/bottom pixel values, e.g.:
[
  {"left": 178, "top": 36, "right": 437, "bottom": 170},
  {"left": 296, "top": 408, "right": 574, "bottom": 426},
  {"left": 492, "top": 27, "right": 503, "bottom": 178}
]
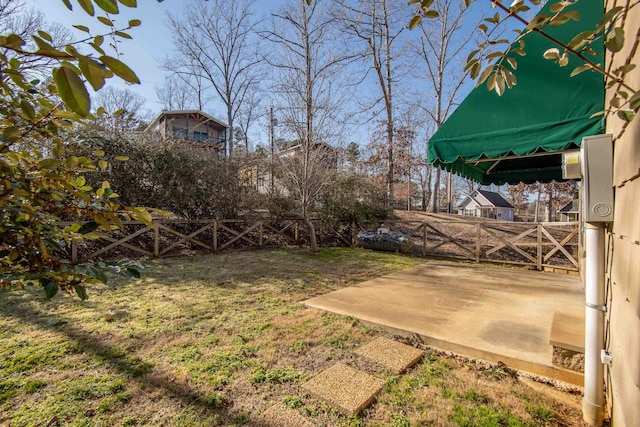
[{"left": 305, "top": 261, "right": 585, "bottom": 386}]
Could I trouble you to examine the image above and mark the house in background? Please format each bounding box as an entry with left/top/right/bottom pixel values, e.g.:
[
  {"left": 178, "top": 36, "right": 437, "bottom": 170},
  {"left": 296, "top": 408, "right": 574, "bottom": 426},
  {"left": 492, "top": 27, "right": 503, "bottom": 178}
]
[
  {"left": 457, "top": 189, "right": 515, "bottom": 221},
  {"left": 557, "top": 199, "right": 580, "bottom": 222},
  {"left": 146, "top": 110, "right": 228, "bottom": 156},
  {"left": 243, "top": 142, "right": 340, "bottom": 194}
]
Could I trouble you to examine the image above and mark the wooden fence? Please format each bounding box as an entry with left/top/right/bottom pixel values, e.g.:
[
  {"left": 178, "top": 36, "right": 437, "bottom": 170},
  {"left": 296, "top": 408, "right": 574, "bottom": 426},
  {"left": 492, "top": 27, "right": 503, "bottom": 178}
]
[
  {"left": 379, "top": 220, "right": 580, "bottom": 272},
  {"left": 69, "top": 219, "right": 350, "bottom": 263},
  {"left": 68, "top": 218, "right": 580, "bottom": 272}
]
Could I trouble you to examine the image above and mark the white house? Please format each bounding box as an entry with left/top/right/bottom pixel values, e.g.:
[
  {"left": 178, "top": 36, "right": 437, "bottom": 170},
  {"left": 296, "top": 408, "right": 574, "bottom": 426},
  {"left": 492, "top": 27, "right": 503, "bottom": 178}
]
[
  {"left": 457, "top": 189, "right": 515, "bottom": 221},
  {"left": 557, "top": 199, "right": 579, "bottom": 222}
]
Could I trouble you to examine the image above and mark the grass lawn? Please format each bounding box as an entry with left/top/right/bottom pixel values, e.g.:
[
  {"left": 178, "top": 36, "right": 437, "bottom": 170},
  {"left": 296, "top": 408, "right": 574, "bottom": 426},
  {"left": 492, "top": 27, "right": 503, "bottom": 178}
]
[{"left": 0, "top": 248, "right": 583, "bottom": 426}]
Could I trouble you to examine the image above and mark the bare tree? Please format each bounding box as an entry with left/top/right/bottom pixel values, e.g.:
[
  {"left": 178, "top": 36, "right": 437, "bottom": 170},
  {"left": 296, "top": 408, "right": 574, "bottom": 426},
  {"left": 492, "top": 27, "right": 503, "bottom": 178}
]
[
  {"left": 164, "top": 0, "right": 262, "bottom": 158},
  {"left": 0, "top": 0, "right": 72, "bottom": 80},
  {"left": 459, "top": 177, "right": 476, "bottom": 199},
  {"left": 396, "top": 106, "right": 427, "bottom": 210},
  {"left": 413, "top": 156, "right": 433, "bottom": 211},
  {"left": 413, "top": 0, "right": 474, "bottom": 213},
  {"left": 261, "top": 0, "right": 350, "bottom": 253},
  {"left": 155, "top": 74, "right": 208, "bottom": 111},
  {"left": 539, "top": 181, "right": 577, "bottom": 222},
  {"left": 235, "top": 88, "right": 263, "bottom": 153},
  {"left": 505, "top": 182, "right": 531, "bottom": 220},
  {"left": 94, "top": 86, "right": 149, "bottom": 131},
  {"left": 395, "top": 124, "right": 416, "bottom": 210},
  {"left": 335, "top": 0, "right": 410, "bottom": 209}
]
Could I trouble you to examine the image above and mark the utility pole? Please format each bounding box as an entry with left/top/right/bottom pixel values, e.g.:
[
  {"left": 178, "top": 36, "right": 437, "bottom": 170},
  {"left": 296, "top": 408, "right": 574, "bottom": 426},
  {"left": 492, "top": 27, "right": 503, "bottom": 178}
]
[
  {"left": 407, "top": 133, "right": 413, "bottom": 211},
  {"left": 269, "top": 106, "right": 276, "bottom": 192}
]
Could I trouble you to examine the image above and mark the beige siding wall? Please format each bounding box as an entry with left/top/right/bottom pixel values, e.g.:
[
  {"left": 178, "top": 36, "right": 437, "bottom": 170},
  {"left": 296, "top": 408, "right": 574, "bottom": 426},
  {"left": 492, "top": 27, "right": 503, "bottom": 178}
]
[
  {"left": 162, "top": 117, "right": 221, "bottom": 141},
  {"left": 605, "top": 1, "right": 640, "bottom": 425},
  {"left": 496, "top": 207, "right": 514, "bottom": 221}
]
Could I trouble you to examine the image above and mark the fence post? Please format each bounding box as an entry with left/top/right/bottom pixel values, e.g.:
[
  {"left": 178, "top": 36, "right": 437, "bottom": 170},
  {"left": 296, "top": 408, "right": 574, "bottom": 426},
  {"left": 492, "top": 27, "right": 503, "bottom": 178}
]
[
  {"left": 476, "top": 223, "right": 481, "bottom": 263},
  {"left": 423, "top": 223, "right": 428, "bottom": 257},
  {"left": 351, "top": 221, "right": 357, "bottom": 247},
  {"left": 537, "top": 224, "right": 543, "bottom": 270},
  {"left": 295, "top": 222, "right": 300, "bottom": 246},
  {"left": 213, "top": 220, "right": 218, "bottom": 253},
  {"left": 259, "top": 221, "right": 264, "bottom": 248},
  {"left": 153, "top": 223, "right": 160, "bottom": 257},
  {"left": 71, "top": 239, "right": 78, "bottom": 264}
]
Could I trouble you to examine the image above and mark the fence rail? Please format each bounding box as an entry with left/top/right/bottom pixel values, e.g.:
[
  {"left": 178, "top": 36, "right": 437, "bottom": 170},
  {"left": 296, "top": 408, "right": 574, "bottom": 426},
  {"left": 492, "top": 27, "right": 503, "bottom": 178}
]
[
  {"left": 67, "top": 218, "right": 580, "bottom": 272},
  {"left": 381, "top": 220, "right": 580, "bottom": 271}
]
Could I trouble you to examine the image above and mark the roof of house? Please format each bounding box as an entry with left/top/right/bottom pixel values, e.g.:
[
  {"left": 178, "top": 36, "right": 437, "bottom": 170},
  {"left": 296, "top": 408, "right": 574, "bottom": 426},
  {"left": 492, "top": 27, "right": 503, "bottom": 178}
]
[
  {"left": 458, "top": 189, "right": 514, "bottom": 209},
  {"left": 558, "top": 199, "right": 580, "bottom": 213},
  {"left": 476, "top": 189, "right": 514, "bottom": 208},
  {"left": 146, "top": 110, "right": 229, "bottom": 131},
  {"left": 273, "top": 141, "right": 339, "bottom": 159}
]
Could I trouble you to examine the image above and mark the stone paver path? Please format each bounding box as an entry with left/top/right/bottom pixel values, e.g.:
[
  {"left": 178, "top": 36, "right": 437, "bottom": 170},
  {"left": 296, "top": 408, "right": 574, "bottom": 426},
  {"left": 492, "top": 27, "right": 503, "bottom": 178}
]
[
  {"left": 302, "top": 362, "right": 386, "bottom": 416},
  {"left": 356, "top": 336, "right": 423, "bottom": 374},
  {"left": 260, "top": 337, "right": 424, "bottom": 422}
]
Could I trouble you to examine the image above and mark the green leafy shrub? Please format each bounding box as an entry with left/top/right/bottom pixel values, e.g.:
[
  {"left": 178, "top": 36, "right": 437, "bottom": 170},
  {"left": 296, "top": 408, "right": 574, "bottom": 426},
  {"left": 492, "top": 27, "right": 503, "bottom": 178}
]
[
  {"left": 77, "top": 132, "right": 250, "bottom": 219},
  {"left": 319, "top": 174, "right": 388, "bottom": 226}
]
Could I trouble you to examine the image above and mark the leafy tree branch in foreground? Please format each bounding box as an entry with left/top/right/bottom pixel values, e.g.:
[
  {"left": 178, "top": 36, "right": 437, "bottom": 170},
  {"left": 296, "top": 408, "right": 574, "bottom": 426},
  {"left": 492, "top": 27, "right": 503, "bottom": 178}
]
[{"left": 0, "top": 0, "right": 164, "bottom": 299}]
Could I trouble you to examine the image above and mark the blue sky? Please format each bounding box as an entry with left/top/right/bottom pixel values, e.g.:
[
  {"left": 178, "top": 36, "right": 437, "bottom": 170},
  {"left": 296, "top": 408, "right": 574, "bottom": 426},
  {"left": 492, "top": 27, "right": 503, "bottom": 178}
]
[
  {"left": 29, "top": 0, "right": 287, "bottom": 120},
  {"left": 28, "top": 0, "right": 494, "bottom": 150}
]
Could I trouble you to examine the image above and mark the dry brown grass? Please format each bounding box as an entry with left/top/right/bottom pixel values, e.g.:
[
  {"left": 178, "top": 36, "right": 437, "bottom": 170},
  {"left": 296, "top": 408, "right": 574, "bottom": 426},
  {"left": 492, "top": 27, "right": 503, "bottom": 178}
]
[{"left": 0, "top": 248, "right": 584, "bottom": 426}]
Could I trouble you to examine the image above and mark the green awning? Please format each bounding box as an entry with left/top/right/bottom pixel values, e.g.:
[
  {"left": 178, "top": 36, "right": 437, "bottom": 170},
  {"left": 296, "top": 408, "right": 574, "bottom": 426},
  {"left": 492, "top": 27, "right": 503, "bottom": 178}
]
[{"left": 428, "top": 0, "right": 604, "bottom": 185}]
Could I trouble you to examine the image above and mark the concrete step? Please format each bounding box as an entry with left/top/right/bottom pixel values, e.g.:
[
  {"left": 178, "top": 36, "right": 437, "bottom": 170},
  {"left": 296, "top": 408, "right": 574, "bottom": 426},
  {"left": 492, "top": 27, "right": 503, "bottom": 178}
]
[
  {"left": 302, "top": 362, "right": 385, "bottom": 416},
  {"left": 355, "top": 336, "right": 423, "bottom": 374},
  {"left": 549, "top": 311, "right": 585, "bottom": 353}
]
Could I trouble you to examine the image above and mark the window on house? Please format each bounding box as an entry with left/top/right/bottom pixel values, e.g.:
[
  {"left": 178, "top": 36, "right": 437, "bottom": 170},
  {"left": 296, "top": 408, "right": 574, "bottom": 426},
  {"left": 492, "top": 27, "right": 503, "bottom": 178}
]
[
  {"left": 497, "top": 212, "right": 502, "bottom": 218},
  {"left": 193, "top": 130, "right": 208, "bottom": 142},
  {"left": 172, "top": 127, "right": 187, "bottom": 139},
  {"left": 217, "top": 129, "right": 227, "bottom": 146}
]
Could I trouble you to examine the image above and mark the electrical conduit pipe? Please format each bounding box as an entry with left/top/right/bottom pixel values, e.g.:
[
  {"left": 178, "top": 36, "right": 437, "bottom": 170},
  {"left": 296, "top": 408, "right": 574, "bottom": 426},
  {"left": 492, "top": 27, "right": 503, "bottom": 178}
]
[{"left": 583, "top": 222, "right": 606, "bottom": 426}]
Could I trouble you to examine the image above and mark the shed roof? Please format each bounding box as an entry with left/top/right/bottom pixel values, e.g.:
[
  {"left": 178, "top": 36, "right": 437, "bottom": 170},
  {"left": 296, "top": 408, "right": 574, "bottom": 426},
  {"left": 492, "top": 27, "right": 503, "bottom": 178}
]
[{"left": 558, "top": 199, "right": 580, "bottom": 214}]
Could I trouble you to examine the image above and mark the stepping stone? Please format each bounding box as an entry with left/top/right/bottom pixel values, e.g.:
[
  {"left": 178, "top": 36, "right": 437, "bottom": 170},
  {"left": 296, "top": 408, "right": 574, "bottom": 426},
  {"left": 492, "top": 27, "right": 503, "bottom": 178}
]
[
  {"left": 254, "top": 403, "right": 315, "bottom": 427},
  {"left": 302, "top": 363, "right": 385, "bottom": 416},
  {"left": 356, "top": 337, "right": 424, "bottom": 374}
]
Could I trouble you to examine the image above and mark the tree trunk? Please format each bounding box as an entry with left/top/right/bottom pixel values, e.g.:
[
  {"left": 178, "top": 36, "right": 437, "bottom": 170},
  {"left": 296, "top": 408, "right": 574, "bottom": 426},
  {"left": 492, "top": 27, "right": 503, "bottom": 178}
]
[
  {"left": 545, "top": 186, "right": 553, "bottom": 222},
  {"left": 446, "top": 171, "right": 453, "bottom": 213},
  {"left": 387, "top": 117, "right": 394, "bottom": 209},
  {"left": 430, "top": 168, "right": 441, "bottom": 212},
  {"left": 423, "top": 165, "right": 432, "bottom": 212},
  {"left": 305, "top": 213, "right": 318, "bottom": 254},
  {"left": 534, "top": 184, "right": 541, "bottom": 222},
  {"left": 421, "top": 190, "right": 427, "bottom": 211},
  {"left": 227, "top": 103, "right": 234, "bottom": 158},
  {"left": 407, "top": 177, "right": 411, "bottom": 211}
]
